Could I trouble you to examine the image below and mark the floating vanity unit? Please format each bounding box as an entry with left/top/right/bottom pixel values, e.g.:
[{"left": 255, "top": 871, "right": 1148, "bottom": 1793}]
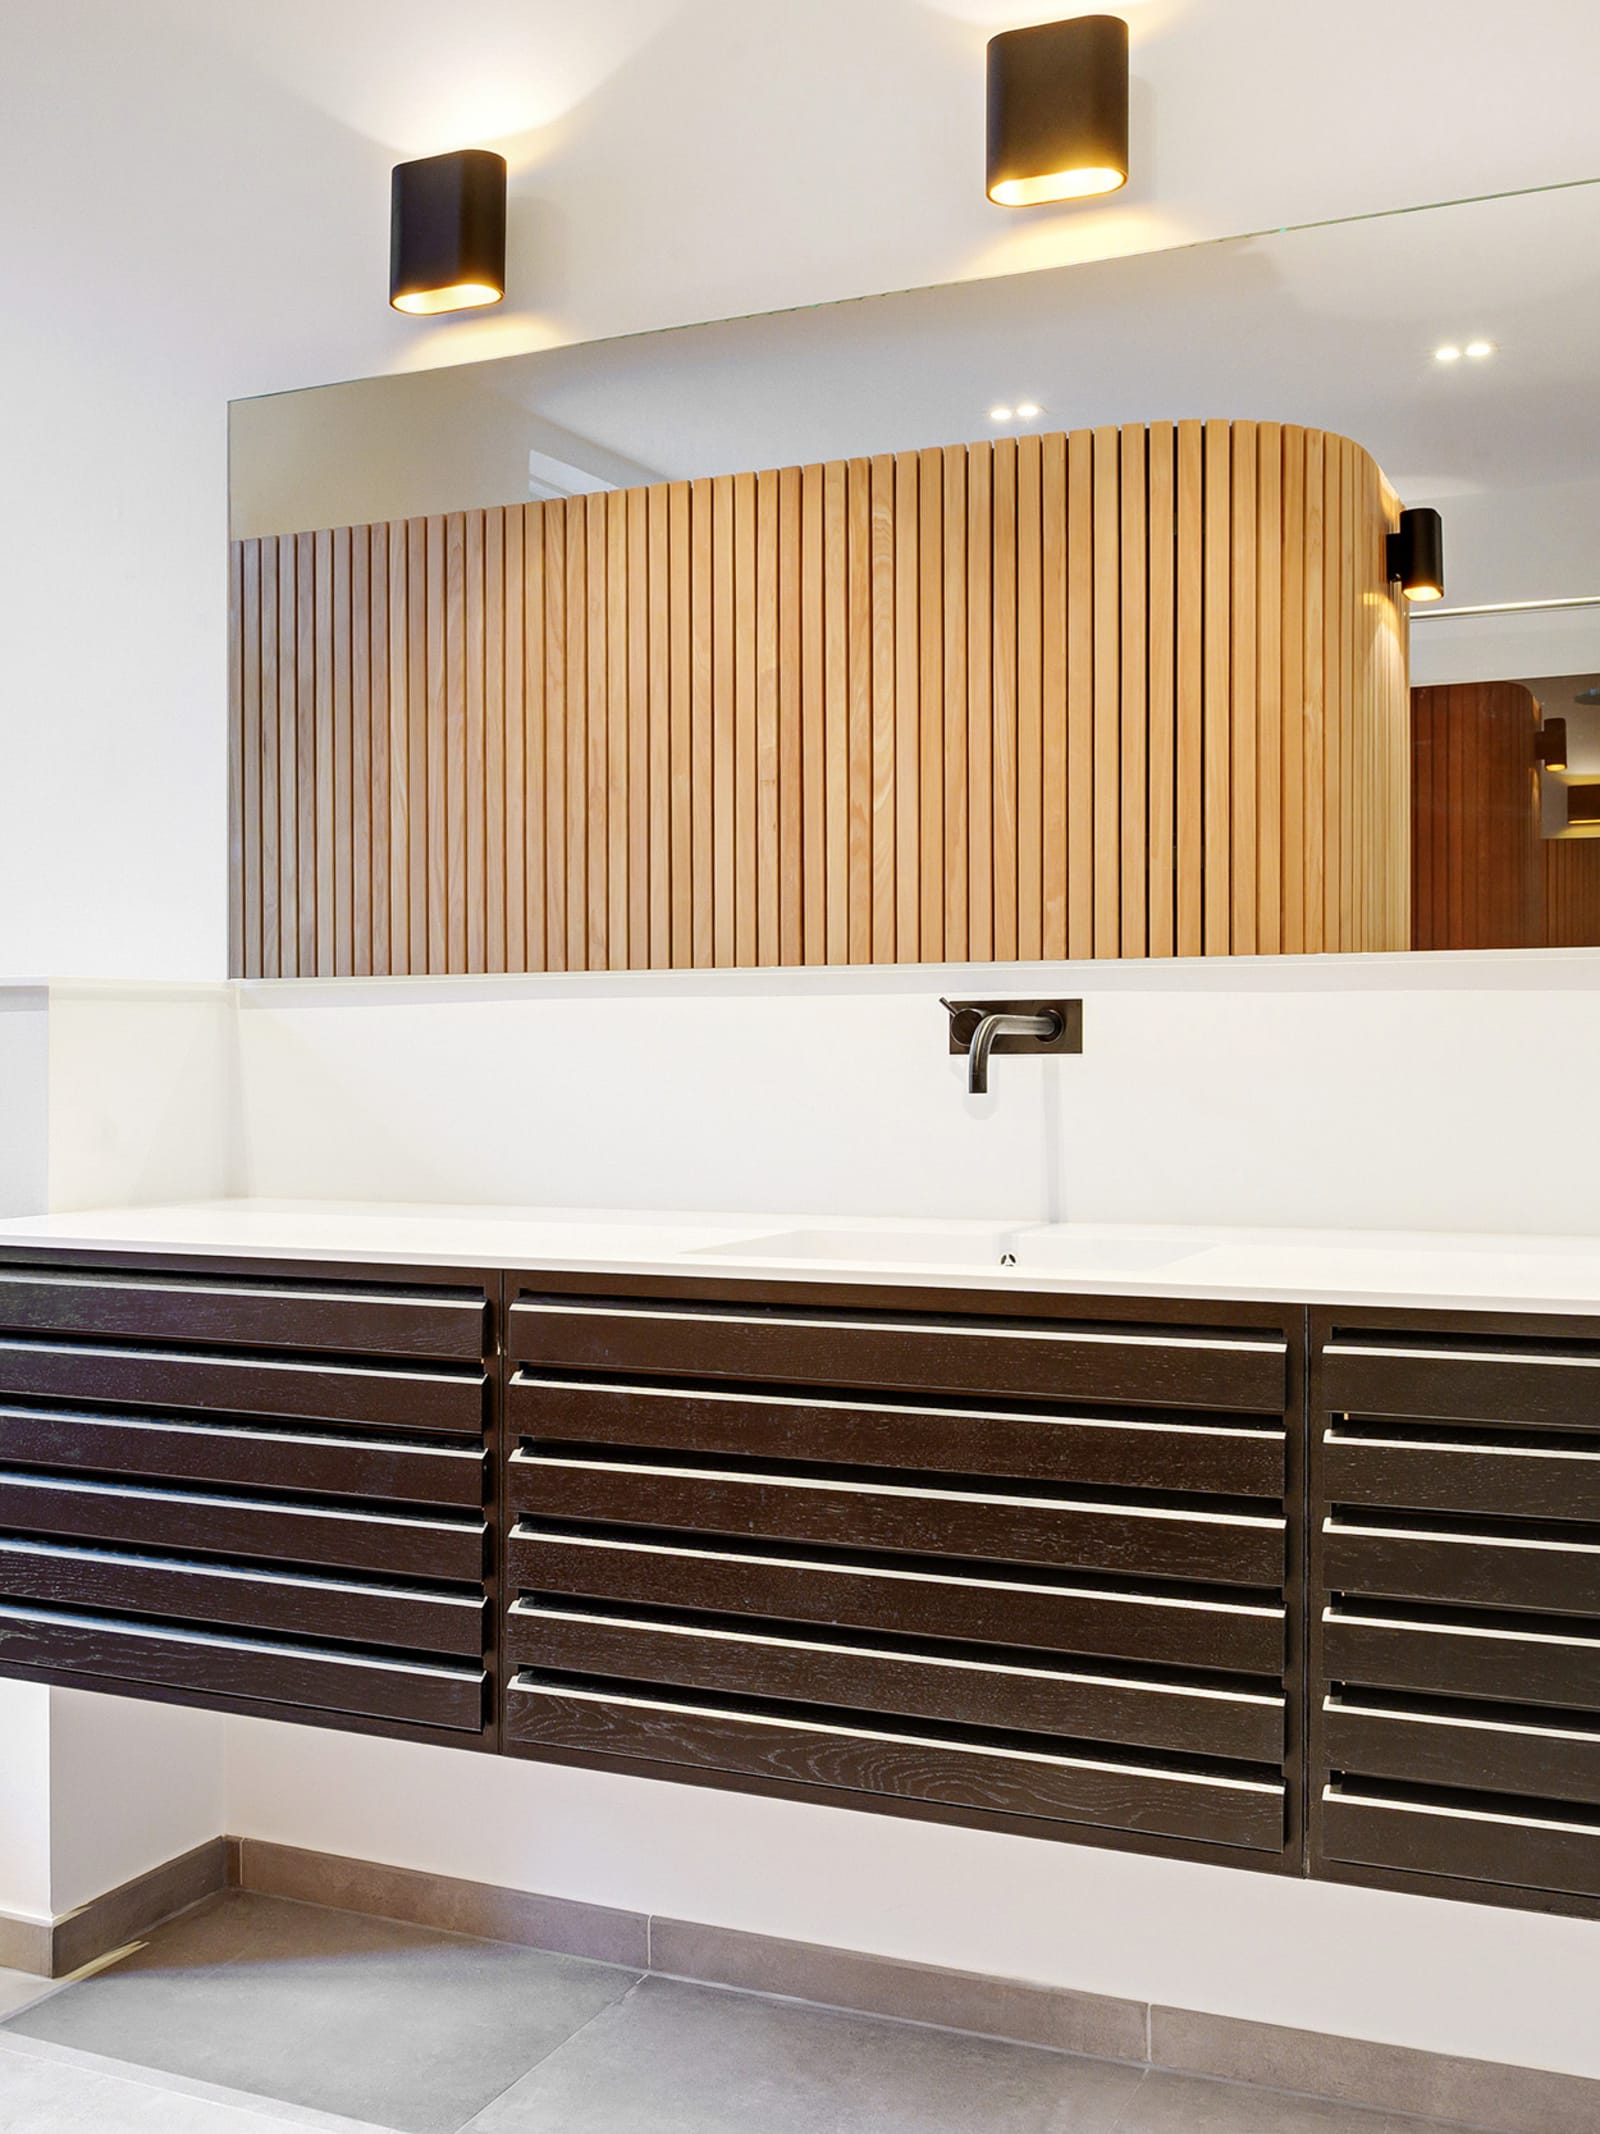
[{"left": 0, "top": 1209, "right": 1595, "bottom": 1923}]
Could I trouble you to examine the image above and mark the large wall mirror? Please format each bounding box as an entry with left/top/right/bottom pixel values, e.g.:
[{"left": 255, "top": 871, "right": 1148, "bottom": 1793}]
[{"left": 229, "top": 179, "right": 1600, "bottom": 977}]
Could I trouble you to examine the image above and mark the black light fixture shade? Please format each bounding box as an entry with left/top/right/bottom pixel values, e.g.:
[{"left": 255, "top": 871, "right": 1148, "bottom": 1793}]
[
  {"left": 390, "top": 149, "right": 507, "bottom": 316},
  {"left": 1387, "top": 506, "right": 1445, "bottom": 603},
  {"left": 987, "top": 15, "right": 1130, "bottom": 208},
  {"left": 1536, "top": 717, "right": 1569, "bottom": 771}
]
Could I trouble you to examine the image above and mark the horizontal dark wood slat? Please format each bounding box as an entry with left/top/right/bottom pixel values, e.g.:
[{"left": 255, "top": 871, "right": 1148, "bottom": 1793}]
[
  {"left": 511, "top": 1454, "right": 1285, "bottom": 1586},
  {"left": 1323, "top": 1520, "right": 1600, "bottom": 1618},
  {"left": 1324, "top": 1342, "right": 1600, "bottom": 1433},
  {"left": 0, "top": 1604, "right": 486, "bottom": 1730},
  {"left": 0, "top": 1538, "right": 485, "bottom": 1655},
  {"left": 0, "top": 1270, "right": 489, "bottom": 1363},
  {"left": 0, "top": 1472, "right": 486, "bottom": 1583},
  {"left": 506, "top": 1682, "right": 1285, "bottom": 1848},
  {"left": 506, "top": 1603, "right": 1286, "bottom": 1762},
  {"left": 1323, "top": 1698, "right": 1600, "bottom": 1805},
  {"left": 1324, "top": 1433, "right": 1600, "bottom": 1524},
  {"left": 511, "top": 1377, "right": 1286, "bottom": 1497},
  {"left": 0, "top": 1405, "right": 486, "bottom": 1508},
  {"left": 0, "top": 1340, "right": 486, "bottom": 1437},
  {"left": 510, "top": 1301, "right": 1287, "bottom": 1413},
  {"left": 1320, "top": 1788, "right": 1600, "bottom": 1900},
  {"left": 1323, "top": 1609, "right": 1600, "bottom": 1712},
  {"left": 509, "top": 1529, "right": 1285, "bottom": 1674}
]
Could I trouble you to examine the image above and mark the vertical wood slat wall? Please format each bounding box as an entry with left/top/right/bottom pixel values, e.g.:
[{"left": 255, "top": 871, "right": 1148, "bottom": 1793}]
[{"left": 229, "top": 422, "right": 1410, "bottom": 977}]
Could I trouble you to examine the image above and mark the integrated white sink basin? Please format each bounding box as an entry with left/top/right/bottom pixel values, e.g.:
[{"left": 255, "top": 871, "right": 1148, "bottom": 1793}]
[
  {"left": 698, "top": 1226, "right": 1210, "bottom": 1273},
  {"left": 699, "top": 1226, "right": 1021, "bottom": 1267}
]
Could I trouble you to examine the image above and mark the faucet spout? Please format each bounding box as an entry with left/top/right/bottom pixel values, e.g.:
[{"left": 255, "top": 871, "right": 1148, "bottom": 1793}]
[{"left": 964, "top": 1009, "right": 1062, "bottom": 1095}]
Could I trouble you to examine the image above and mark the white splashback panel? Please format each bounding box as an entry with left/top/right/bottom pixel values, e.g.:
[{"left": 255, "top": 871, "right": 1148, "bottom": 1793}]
[{"left": 234, "top": 955, "right": 1600, "bottom": 1235}]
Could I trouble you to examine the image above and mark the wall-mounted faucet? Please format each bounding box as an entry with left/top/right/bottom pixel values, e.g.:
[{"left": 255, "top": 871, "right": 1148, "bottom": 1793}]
[{"left": 940, "top": 997, "right": 1083, "bottom": 1095}]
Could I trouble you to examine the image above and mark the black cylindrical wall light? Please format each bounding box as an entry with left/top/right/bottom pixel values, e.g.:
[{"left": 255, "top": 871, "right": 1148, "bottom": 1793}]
[
  {"left": 987, "top": 15, "right": 1130, "bottom": 208},
  {"left": 1387, "top": 507, "right": 1445, "bottom": 603},
  {"left": 390, "top": 149, "right": 507, "bottom": 316}
]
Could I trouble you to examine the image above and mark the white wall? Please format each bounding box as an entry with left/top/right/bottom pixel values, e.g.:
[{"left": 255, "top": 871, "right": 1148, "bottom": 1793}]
[
  {"left": 235, "top": 954, "right": 1600, "bottom": 1235},
  {"left": 0, "top": 993, "right": 49, "bottom": 1220},
  {"left": 224, "top": 1716, "right": 1600, "bottom": 2082},
  {"left": 3, "top": 0, "right": 1598, "bottom": 980}
]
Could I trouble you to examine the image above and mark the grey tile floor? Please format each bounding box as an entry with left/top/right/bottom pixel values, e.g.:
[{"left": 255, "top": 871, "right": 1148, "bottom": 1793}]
[{"left": 0, "top": 1894, "right": 1488, "bottom": 2134}]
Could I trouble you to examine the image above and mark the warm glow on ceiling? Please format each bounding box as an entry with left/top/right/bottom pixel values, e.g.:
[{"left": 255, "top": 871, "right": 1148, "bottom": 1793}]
[
  {"left": 989, "top": 166, "right": 1127, "bottom": 207},
  {"left": 391, "top": 281, "right": 504, "bottom": 316}
]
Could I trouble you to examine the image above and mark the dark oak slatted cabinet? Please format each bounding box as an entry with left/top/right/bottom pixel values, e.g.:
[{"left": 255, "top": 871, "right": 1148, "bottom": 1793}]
[
  {"left": 1311, "top": 1306, "right": 1600, "bottom": 1916},
  {"left": 503, "top": 1278, "right": 1304, "bottom": 1869},
  {"left": 0, "top": 1256, "right": 498, "bottom": 1745}
]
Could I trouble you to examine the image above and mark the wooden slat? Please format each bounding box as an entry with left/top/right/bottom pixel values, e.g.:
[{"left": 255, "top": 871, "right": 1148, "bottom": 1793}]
[
  {"left": 1016, "top": 435, "right": 1044, "bottom": 959},
  {"left": 233, "top": 423, "right": 1408, "bottom": 976},
  {"left": 690, "top": 479, "right": 714, "bottom": 967},
  {"left": 1041, "top": 437, "right": 1079, "bottom": 956},
  {"left": 670, "top": 482, "right": 695, "bottom": 967},
  {"left": 801, "top": 462, "right": 826, "bottom": 964},
  {"left": 991, "top": 438, "right": 1019, "bottom": 962},
  {"left": 649, "top": 485, "right": 673, "bottom": 971},
  {"left": 464, "top": 511, "right": 487, "bottom": 972},
  {"left": 1229, "top": 424, "right": 1257, "bottom": 956},
  {"left": 918, "top": 445, "right": 944, "bottom": 961},
  {"left": 1202, "top": 421, "right": 1231, "bottom": 955},
  {"left": 755, "top": 469, "right": 781, "bottom": 966},
  {"left": 350, "top": 527, "right": 371, "bottom": 976},
  {"left": 1175, "top": 424, "right": 1203, "bottom": 957},
  {"left": 891, "top": 452, "right": 920, "bottom": 961},
  {"left": 1146, "top": 427, "right": 1176, "bottom": 959},
  {"left": 486, "top": 508, "right": 510, "bottom": 972},
  {"left": 296, "top": 529, "right": 318, "bottom": 973},
  {"left": 871, "top": 454, "right": 898, "bottom": 962},
  {"left": 733, "top": 471, "right": 757, "bottom": 967},
  {"left": 777, "top": 468, "right": 803, "bottom": 964},
  {"left": 823, "top": 461, "right": 850, "bottom": 963},
  {"left": 1255, "top": 427, "right": 1283, "bottom": 957}
]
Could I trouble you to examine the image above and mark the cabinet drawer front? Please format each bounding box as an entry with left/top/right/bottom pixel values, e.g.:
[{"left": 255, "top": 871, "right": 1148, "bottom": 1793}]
[
  {"left": 1322, "top": 1518, "right": 1600, "bottom": 1617},
  {"left": 511, "top": 1453, "right": 1284, "bottom": 1586},
  {"left": 1320, "top": 1788, "right": 1600, "bottom": 1900},
  {"left": 0, "top": 1270, "right": 488, "bottom": 1362},
  {"left": 1324, "top": 1431, "right": 1600, "bottom": 1524},
  {"left": 0, "top": 1539, "right": 486, "bottom": 1657},
  {"left": 507, "top": 1681, "right": 1285, "bottom": 1849},
  {"left": 0, "top": 1472, "right": 486, "bottom": 1583},
  {"left": 507, "top": 1603, "right": 1285, "bottom": 1763},
  {"left": 0, "top": 1405, "right": 487, "bottom": 1508},
  {"left": 0, "top": 1603, "right": 486, "bottom": 1730},
  {"left": 511, "top": 1301, "right": 1287, "bottom": 1413},
  {"left": 511, "top": 1377, "right": 1286, "bottom": 1498},
  {"left": 1323, "top": 1341, "right": 1600, "bottom": 1432},
  {"left": 1323, "top": 1697, "right": 1600, "bottom": 1805},
  {"left": 1322, "top": 1609, "right": 1600, "bottom": 1713},
  {"left": 509, "top": 1529, "right": 1285, "bottom": 1674},
  {"left": 0, "top": 1340, "right": 486, "bottom": 1437}
]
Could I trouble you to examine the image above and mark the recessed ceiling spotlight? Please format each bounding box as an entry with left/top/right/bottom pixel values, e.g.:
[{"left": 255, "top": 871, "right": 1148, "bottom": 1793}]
[
  {"left": 1015, "top": 401, "right": 1043, "bottom": 420},
  {"left": 1465, "top": 339, "right": 1495, "bottom": 359},
  {"left": 1434, "top": 345, "right": 1462, "bottom": 363},
  {"left": 990, "top": 405, "right": 1014, "bottom": 422}
]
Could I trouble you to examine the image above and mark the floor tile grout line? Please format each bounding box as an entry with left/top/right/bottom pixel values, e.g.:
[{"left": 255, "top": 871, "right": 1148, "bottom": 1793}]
[{"left": 447, "top": 1972, "right": 652, "bottom": 2134}]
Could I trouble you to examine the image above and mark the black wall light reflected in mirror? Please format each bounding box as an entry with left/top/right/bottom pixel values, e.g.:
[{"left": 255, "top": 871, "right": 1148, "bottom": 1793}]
[
  {"left": 1536, "top": 718, "right": 1569, "bottom": 771},
  {"left": 1387, "top": 507, "right": 1445, "bottom": 603},
  {"left": 390, "top": 149, "right": 507, "bottom": 316},
  {"left": 987, "top": 15, "right": 1130, "bottom": 208}
]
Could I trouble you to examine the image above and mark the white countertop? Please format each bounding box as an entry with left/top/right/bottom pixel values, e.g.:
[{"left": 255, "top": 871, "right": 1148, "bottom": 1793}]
[{"left": 0, "top": 1199, "right": 1598, "bottom": 1314}]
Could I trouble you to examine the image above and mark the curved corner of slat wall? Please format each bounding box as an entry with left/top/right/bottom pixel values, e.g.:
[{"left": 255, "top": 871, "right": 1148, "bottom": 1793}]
[{"left": 227, "top": 422, "right": 1411, "bottom": 977}]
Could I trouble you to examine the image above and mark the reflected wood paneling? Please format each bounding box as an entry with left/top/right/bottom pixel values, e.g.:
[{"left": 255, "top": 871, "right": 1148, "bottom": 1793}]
[
  {"left": 231, "top": 423, "right": 1409, "bottom": 974},
  {"left": 1411, "top": 682, "right": 1543, "bottom": 951}
]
